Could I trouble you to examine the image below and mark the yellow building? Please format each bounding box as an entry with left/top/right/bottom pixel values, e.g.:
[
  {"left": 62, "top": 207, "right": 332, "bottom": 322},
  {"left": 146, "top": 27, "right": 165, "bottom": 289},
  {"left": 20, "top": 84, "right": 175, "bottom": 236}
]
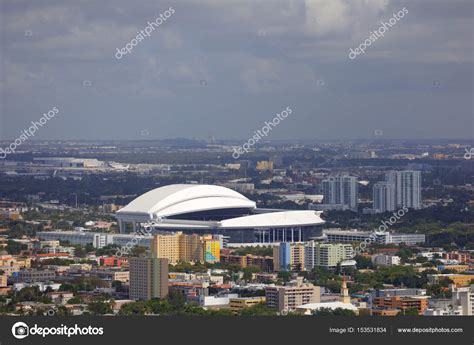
[
  {"left": 151, "top": 233, "right": 181, "bottom": 264},
  {"left": 0, "top": 274, "right": 7, "bottom": 287},
  {"left": 440, "top": 265, "right": 470, "bottom": 273},
  {"left": 428, "top": 274, "right": 474, "bottom": 287},
  {"left": 0, "top": 210, "right": 21, "bottom": 221},
  {"left": 0, "top": 254, "right": 31, "bottom": 273},
  {"left": 256, "top": 160, "right": 273, "bottom": 171},
  {"left": 448, "top": 275, "right": 474, "bottom": 286},
  {"left": 151, "top": 232, "right": 220, "bottom": 264},
  {"left": 229, "top": 296, "right": 266, "bottom": 313},
  {"left": 273, "top": 243, "right": 305, "bottom": 272},
  {"left": 179, "top": 234, "right": 202, "bottom": 263},
  {"left": 202, "top": 235, "right": 220, "bottom": 263}
]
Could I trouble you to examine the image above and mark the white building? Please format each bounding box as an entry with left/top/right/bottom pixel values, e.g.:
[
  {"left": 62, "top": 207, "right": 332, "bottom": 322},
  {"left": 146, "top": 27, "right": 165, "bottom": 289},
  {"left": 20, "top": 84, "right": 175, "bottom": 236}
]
[
  {"left": 199, "top": 294, "right": 239, "bottom": 308},
  {"left": 93, "top": 233, "right": 113, "bottom": 249},
  {"left": 305, "top": 242, "right": 354, "bottom": 269},
  {"left": 321, "top": 175, "right": 358, "bottom": 212},
  {"left": 451, "top": 285, "right": 474, "bottom": 316},
  {"left": 296, "top": 301, "right": 359, "bottom": 315},
  {"left": 386, "top": 233, "right": 425, "bottom": 245},
  {"left": 386, "top": 170, "right": 422, "bottom": 209},
  {"left": 38, "top": 231, "right": 152, "bottom": 249},
  {"left": 373, "top": 182, "right": 396, "bottom": 213},
  {"left": 371, "top": 254, "right": 401, "bottom": 267},
  {"left": 425, "top": 285, "right": 473, "bottom": 316}
]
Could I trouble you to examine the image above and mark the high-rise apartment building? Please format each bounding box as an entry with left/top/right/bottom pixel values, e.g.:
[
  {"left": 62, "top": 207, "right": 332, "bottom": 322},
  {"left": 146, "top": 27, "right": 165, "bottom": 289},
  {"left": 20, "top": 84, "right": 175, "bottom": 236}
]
[
  {"left": 178, "top": 233, "right": 202, "bottom": 263},
  {"left": 322, "top": 175, "right": 358, "bottom": 211},
  {"left": 372, "top": 182, "right": 396, "bottom": 213},
  {"left": 150, "top": 232, "right": 220, "bottom": 264},
  {"left": 304, "top": 242, "right": 354, "bottom": 269},
  {"left": 385, "top": 170, "right": 421, "bottom": 209},
  {"left": 129, "top": 256, "right": 168, "bottom": 300},
  {"left": 273, "top": 242, "right": 305, "bottom": 272},
  {"left": 151, "top": 233, "right": 181, "bottom": 264},
  {"left": 265, "top": 279, "right": 320, "bottom": 311},
  {"left": 202, "top": 235, "right": 220, "bottom": 263}
]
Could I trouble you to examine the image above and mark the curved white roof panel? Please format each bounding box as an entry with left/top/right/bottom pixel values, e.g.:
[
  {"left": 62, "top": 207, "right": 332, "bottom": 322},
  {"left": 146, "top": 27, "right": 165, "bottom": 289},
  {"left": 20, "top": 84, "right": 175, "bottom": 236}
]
[
  {"left": 220, "top": 210, "right": 324, "bottom": 229},
  {"left": 117, "top": 184, "right": 256, "bottom": 218}
]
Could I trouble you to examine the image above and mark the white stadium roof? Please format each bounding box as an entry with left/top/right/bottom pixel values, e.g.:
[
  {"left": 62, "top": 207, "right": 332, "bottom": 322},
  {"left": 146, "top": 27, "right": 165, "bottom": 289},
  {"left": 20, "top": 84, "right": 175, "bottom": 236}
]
[
  {"left": 116, "top": 184, "right": 324, "bottom": 229},
  {"left": 220, "top": 210, "right": 324, "bottom": 229},
  {"left": 116, "top": 184, "right": 256, "bottom": 220}
]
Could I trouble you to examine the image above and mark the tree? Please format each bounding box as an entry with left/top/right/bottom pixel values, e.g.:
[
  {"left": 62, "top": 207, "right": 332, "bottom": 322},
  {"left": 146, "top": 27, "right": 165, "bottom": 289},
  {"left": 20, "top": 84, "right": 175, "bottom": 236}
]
[
  {"left": 130, "top": 246, "right": 147, "bottom": 257},
  {"left": 87, "top": 297, "right": 114, "bottom": 315},
  {"left": 395, "top": 248, "right": 413, "bottom": 263},
  {"left": 234, "top": 246, "right": 273, "bottom": 257},
  {"left": 67, "top": 296, "right": 82, "bottom": 304},
  {"left": 240, "top": 303, "right": 277, "bottom": 316},
  {"left": 168, "top": 290, "right": 185, "bottom": 310},
  {"left": 355, "top": 255, "right": 374, "bottom": 269},
  {"left": 242, "top": 266, "right": 261, "bottom": 281},
  {"left": 5, "top": 240, "right": 27, "bottom": 255},
  {"left": 112, "top": 280, "right": 124, "bottom": 292},
  {"left": 13, "top": 287, "right": 51, "bottom": 304},
  {"left": 313, "top": 308, "right": 356, "bottom": 316},
  {"left": 401, "top": 308, "right": 419, "bottom": 316},
  {"left": 277, "top": 271, "right": 292, "bottom": 283}
]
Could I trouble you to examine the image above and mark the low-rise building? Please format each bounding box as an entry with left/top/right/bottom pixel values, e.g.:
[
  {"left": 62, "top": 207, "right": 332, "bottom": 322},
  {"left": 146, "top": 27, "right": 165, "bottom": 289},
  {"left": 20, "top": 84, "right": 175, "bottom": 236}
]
[
  {"left": 229, "top": 296, "right": 266, "bottom": 313},
  {"left": 296, "top": 301, "right": 359, "bottom": 315},
  {"left": 372, "top": 296, "right": 429, "bottom": 315},
  {"left": 199, "top": 294, "right": 238, "bottom": 309},
  {"left": 371, "top": 254, "right": 401, "bottom": 267},
  {"left": 442, "top": 251, "right": 470, "bottom": 264},
  {"left": 47, "top": 291, "right": 74, "bottom": 304},
  {"left": 12, "top": 269, "right": 56, "bottom": 283},
  {"left": 90, "top": 269, "right": 130, "bottom": 283},
  {"left": 427, "top": 274, "right": 474, "bottom": 287},
  {"left": 99, "top": 256, "right": 127, "bottom": 267},
  {"left": 437, "top": 265, "right": 470, "bottom": 273},
  {"left": 220, "top": 252, "right": 273, "bottom": 272}
]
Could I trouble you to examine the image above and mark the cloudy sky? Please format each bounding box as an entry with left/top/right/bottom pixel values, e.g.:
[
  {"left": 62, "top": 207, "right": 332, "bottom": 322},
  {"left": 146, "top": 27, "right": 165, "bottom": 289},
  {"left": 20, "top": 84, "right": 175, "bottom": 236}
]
[{"left": 0, "top": 0, "right": 472, "bottom": 141}]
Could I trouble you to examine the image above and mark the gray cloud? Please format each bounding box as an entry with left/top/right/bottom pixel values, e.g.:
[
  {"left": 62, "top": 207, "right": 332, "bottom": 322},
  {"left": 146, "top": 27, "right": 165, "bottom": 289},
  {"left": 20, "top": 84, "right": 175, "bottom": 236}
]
[{"left": 0, "top": 0, "right": 472, "bottom": 141}]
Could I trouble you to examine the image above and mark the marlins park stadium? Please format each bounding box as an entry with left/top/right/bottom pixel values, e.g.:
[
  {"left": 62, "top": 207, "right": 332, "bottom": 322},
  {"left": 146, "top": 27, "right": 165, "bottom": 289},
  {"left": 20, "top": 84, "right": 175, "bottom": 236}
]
[{"left": 116, "top": 184, "right": 325, "bottom": 244}]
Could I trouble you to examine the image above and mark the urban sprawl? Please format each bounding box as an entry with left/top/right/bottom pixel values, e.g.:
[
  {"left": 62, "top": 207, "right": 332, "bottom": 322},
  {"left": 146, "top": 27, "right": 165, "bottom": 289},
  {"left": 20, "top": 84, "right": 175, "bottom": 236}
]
[{"left": 0, "top": 139, "right": 472, "bottom": 316}]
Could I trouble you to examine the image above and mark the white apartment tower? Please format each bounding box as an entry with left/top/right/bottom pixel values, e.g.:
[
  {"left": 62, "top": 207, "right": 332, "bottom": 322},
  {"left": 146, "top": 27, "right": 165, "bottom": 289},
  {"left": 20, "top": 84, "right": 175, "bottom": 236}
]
[
  {"left": 373, "top": 182, "right": 396, "bottom": 213},
  {"left": 322, "top": 175, "right": 358, "bottom": 211},
  {"left": 384, "top": 170, "right": 421, "bottom": 210}
]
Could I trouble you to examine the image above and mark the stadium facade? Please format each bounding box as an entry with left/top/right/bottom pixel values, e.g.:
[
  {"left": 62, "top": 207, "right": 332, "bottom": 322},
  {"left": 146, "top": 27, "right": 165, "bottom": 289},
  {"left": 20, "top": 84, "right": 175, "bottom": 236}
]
[{"left": 115, "top": 184, "right": 325, "bottom": 244}]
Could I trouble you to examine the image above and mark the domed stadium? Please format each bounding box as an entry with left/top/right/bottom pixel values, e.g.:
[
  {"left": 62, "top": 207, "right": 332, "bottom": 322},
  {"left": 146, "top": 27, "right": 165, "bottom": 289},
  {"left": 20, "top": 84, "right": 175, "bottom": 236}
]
[{"left": 116, "top": 184, "right": 325, "bottom": 244}]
